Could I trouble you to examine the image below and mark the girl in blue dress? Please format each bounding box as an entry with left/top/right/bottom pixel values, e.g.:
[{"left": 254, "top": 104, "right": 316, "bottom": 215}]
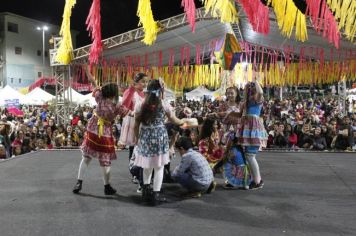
[
  {"left": 134, "top": 79, "right": 186, "bottom": 205},
  {"left": 239, "top": 81, "right": 268, "bottom": 189}
]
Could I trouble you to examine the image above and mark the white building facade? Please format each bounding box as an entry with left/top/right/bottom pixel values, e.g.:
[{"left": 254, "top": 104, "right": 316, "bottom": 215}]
[{"left": 0, "top": 12, "right": 77, "bottom": 89}]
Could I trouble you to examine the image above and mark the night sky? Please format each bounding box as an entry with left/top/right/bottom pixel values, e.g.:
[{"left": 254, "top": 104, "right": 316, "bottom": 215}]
[
  {"left": 0, "top": 0, "right": 203, "bottom": 47},
  {"left": 0, "top": 0, "right": 308, "bottom": 47}
]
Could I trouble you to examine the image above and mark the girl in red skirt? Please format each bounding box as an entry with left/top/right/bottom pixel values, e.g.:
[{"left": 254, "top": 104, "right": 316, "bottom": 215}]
[{"left": 73, "top": 68, "right": 129, "bottom": 195}]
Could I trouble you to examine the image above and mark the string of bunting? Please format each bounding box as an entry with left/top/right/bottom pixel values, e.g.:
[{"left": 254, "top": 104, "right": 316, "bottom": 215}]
[
  {"left": 55, "top": 0, "right": 354, "bottom": 65},
  {"left": 71, "top": 39, "right": 356, "bottom": 91}
]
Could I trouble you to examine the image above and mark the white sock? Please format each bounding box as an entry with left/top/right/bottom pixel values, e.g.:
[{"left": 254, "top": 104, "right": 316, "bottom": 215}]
[
  {"left": 246, "top": 153, "right": 261, "bottom": 184},
  {"left": 153, "top": 166, "right": 164, "bottom": 192},
  {"left": 101, "top": 166, "right": 111, "bottom": 185},
  {"left": 77, "top": 157, "right": 91, "bottom": 180},
  {"left": 143, "top": 168, "right": 153, "bottom": 185}
]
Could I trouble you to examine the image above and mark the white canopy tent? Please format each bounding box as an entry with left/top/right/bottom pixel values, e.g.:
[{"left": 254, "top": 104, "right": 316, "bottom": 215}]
[
  {"left": 0, "top": 85, "right": 26, "bottom": 106},
  {"left": 23, "top": 87, "right": 54, "bottom": 105},
  {"left": 347, "top": 88, "right": 356, "bottom": 95},
  {"left": 80, "top": 93, "right": 123, "bottom": 106},
  {"left": 185, "top": 86, "right": 214, "bottom": 100},
  {"left": 164, "top": 88, "right": 176, "bottom": 102},
  {"left": 62, "top": 87, "right": 86, "bottom": 104}
]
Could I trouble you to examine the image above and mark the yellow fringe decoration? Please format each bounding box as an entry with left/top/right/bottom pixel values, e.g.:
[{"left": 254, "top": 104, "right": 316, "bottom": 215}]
[
  {"left": 203, "top": 0, "right": 238, "bottom": 23},
  {"left": 295, "top": 11, "right": 308, "bottom": 42},
  {"left": 269, "top": 0, "right": 308, "bottom": 41},
  {"left": 56, "top": 0, "right": 76, "bottom": 65},
  {"left": 87, "top": 59, "right": 356, "bottom": 92},
  {"left": 327, "top": 0, "right": 356, "bottom": 42},
  {"left": 137, "top": 0, "right": 159, "bottom": 45}
]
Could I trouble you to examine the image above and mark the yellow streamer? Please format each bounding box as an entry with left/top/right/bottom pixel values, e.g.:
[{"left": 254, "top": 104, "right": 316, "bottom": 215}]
[
  {"left": 56, "top": 0, "right": 76, "bottom": 65},
  {"left": 327, "top": 0, "right": 356, "bottom": 42},
  {"left": 203, "top": 0, "right": 238, "bottom": 23},
  {"left": 137, "top": 0, "right": 159, "bottom": 45},
  {"left": 269, "top": 0, "right": 308, "bottom": 41}
]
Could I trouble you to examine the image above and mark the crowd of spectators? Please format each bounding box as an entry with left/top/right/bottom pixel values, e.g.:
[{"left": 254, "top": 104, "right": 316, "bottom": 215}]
[
  {"left": 1, "top": 93, "right": 355, "bottom": 159},
  {"left": 0, "top": 106, "right": 97, "bottom": 158}
]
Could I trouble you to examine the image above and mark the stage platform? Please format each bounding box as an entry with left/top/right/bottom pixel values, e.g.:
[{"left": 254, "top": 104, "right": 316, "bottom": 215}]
[{"left": 0, "top": 150, "right": 355, "bottom": 236}]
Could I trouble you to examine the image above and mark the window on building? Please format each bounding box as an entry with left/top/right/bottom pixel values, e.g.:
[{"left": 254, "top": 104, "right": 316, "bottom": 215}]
[
  {"left": 45, "top": 51, "right": 48, "bottom": 57},
  {"left": 7, "top": 22, "right": 19, "bottom": 33},
  {"left": 19, "top": 78, "right": 21, "bottom": 84},
  {"left": 10, "top": 78, "right": 13, "bottom": 83},
  {"left": 37, "top": 50, "right": 41, "bottom": 56},
  {"left": 38, "top": 72, "right": 42, "bottom": 78},
  {"left": 15, "top": 47, "right": 22, "bottom": 55}
]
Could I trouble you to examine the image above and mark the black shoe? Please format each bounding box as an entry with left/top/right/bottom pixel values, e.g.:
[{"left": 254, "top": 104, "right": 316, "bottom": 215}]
[
  {"left": 206, "top": 181, "right": 217, "bottom": 194},
  {"left": 223, "top": 183, "right": 237, "bottom": 190},
  {"left": 142, "top": 184, "right": 153, "bottom": 203},
  {"left": 249, "top": 180, "right": 264, "bottom": 190},
  {"left": 104, "top": 184, "right": 117, "bottom": 195},
  {"left": 72, "top": 180, "right": 83, "bottom": 194},
  {"left": 151, "top": 191, "right": 167, "bottom": 206},
  {"left": 163, "top": 175, "right": 174, "bottom": 183}
]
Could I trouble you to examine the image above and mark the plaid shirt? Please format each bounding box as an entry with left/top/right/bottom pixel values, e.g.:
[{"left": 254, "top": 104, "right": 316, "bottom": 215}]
[{"left": 172, "top": 149, "right": 213, "bottom": 186}]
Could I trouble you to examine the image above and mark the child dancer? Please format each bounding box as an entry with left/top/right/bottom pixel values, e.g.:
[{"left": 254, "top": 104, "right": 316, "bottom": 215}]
[
  {"left": 134, "top": 79, "right": 186, "bottom": 205},
  {"left": 73, "top": 68, "right": 129, "bottom": 195},
  {"left": 119, "top": 73, "right": 147, "bottom": 161},
  {"left": 239, "top": 81, "right": 268, "bottom": 189}
]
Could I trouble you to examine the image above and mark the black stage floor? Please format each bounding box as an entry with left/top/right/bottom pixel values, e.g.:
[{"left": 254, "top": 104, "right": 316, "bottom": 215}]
[{"left": 0, "top": 150, "right": 355, "bottom": 236}]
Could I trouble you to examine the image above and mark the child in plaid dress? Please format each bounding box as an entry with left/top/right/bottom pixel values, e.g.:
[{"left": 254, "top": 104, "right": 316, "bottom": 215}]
[{"left": 73, "top": 68, "right": 129, "bottom": 195}]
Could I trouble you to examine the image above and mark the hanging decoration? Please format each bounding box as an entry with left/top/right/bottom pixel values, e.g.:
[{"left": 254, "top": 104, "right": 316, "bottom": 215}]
[
  {"left": 137, "top": 0, "right": 159, "bottom": 45},
  {"left": 202, "top": 0, "right": 238, "bottom": 23},
  {"left": 238, "top": 0, "right": 269, "bottom": 35},
  {"left": 326, "top": 0, "right": 356, "bottom": 42},
  {"left": 214, "top": 33, "right": 242, "bottom": 70},
  {"left": 268, "top": 0, "right": 308, "bottom": 42},
  {"left": 74, "top": 38, "right": 356, "bottom": 91},
  {"left": 56, "top": 0, "right": 76, "bottom": 65},
  {"left": 86, "top": 0, "right": 102, "bottom": 65},
  {"left": 182, "top": 0, "right": 196, "bottom": 32},
  {"left": 306, "top": 0, "right": 341, "bottom": 48}
]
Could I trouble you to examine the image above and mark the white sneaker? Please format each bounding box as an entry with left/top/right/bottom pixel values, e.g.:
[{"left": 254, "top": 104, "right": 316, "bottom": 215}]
[
  {"left": 136, "top": 186, "right": 142, "bottom": 193},
  {"left": 132, "top": 176, "right": 139, "bottom": 184}
]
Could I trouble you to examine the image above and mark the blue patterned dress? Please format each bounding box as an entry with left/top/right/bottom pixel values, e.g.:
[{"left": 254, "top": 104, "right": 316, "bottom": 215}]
[
  {"left": 239, "top": 101, "right": 268, "bottom": 153},
  {"left": 133, "top": 101, "right": 172, "bottom": 168}
]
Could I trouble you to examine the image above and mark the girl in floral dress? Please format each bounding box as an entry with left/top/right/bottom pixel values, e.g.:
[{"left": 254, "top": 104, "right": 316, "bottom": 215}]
[
  {"left": 210, "top": 87, "right": 242, "bottom": 147},
  {"left": 134, "top": 79, "right": 186, "bottom": 206},
  {"left": 239, "top": 81, "right": 268, "bottom": 190},
  {"left": 73, "top": 69, "right": 129, "bottom": 195},
  {"left": 218, "top": 87, "right": 243, "bottom": 133},
  {"left": 198, "top": 118, "right": 224, "bottom": 173}
]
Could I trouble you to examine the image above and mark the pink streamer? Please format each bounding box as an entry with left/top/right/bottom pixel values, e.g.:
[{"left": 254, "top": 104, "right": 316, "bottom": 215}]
[
  {"left": 196, "top": 44, "right": 201, "bottom": 65},
  {"left": 86, "top": 0, "right": 102, "bottom": 65},
  {"left": 239, "top": 0, "right": 269, "bottom": 35},
  {"left": 305, "top": 0, "right": 340, "bottom": 49},
  {"left": 169, "top": 48, "right": 174, "bottom": 74},
  {"left": 181, "top": 0, "right": 196, "bottom": 32}
]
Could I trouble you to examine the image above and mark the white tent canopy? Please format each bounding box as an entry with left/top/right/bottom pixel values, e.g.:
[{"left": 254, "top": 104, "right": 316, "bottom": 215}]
[
  {"left": 0, "top": 85, "right": 26, "bottom": 106},
  {"left": 62, "top": 87, "right": 86, "bottom": 104},
  {"left": 79, "top": 92, "right": 123, "bottom": 106},
  {"left": 347, "top": 88, "right": 356, "bottom": 95},
  {"left": 185, "top": 86, "right": 214, "bottom": 100},
  {"left": 23, "top": 87, "right": 54, "bottom": 105},
  {"left": 164, "top": 88, "right": 176, "bottom": 101}
]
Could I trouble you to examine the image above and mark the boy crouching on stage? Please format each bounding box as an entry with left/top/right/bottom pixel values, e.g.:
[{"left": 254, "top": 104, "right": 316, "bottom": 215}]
[{"left": 172, "top": 136, "right": 216, "bottom": 198}]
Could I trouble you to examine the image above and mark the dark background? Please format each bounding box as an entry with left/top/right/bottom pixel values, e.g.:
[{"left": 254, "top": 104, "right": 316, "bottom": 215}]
[
  {"left": 0, "top": 0, "right": 307, "bottom": 47},
  {"left": 0, "top": 0, "right": 203, "bottom": 47}
]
